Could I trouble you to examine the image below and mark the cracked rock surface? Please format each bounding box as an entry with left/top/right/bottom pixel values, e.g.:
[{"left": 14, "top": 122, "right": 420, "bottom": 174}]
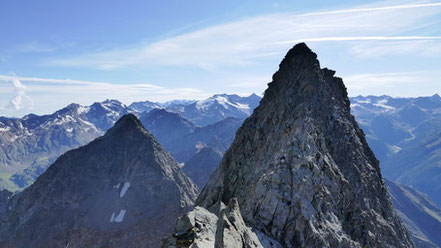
[{"left": 173, "top": 43, "right": 415, "bottom": 248}]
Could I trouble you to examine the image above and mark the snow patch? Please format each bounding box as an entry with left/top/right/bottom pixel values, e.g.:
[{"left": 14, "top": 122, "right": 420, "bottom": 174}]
[
  {"left": 120, "top": 182, "right": 131, "bottom": 198},
  {"left": 77, "top": 106, "right": 90, "bottom": 115},
  {"left": 109, "top": 212, "right": 115, "bottom": 222},
  {"left": 114, "top": 210, "right": 126, "bottom": 222},
  {"left": 109, "top": 209, "right": 127, "bottom": 223},
  {"left": 66, "top": 127, "right": 73, "bottom": 133},
  {"left": 0, "top": 127, "right": 11, "bottom": 132}
]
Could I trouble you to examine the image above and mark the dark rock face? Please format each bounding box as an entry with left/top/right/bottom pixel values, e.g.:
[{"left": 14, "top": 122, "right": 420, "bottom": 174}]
[
  {"left": 0, "top": 190, "right": 12, "bottom": 216},
  {"left": 0, "top": 114, "right": 198, "bottom": 248},
  {"left": 386, "top": 179, "right": 441, "bottom": 248},
  {"left": 193, "top": 43, "right": 414, "bottom": 247}
]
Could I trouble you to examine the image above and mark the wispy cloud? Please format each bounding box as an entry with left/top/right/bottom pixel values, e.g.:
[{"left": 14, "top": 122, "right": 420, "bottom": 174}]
[
  {"left": 276, "top": 36, "right": 441, "bottom": 44},
  {"left": 43, "top": 1, "right": 441, "bottom": 70},
  {"left": 349, "top": 40, "right": 441, "bottom": 58},
  {"left": 15, "top": 41, "right": 55, "bottom": 53},
  {"left": 343, "top": 70, "right": 441, "bottom": 96},
  {"left": 300, "top": 2, "right": 441, "bottom": 16}
]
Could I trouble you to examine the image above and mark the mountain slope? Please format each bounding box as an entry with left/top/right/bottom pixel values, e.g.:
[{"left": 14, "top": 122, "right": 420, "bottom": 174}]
[
  {"left": 172, "top": 43, "right": 414, "bottom": 247},
  {"left": 350, "top": 94, "right": 441, "bottom": 162},
  {"left": 168, "top": 117, "right": 243, "bottom": 162},
  {"left": 382, "top": 130, "right": 441, "bottom": 206},
  {"left": 139, "top": 108, "right": 197, "bottom": 151},
  {"left": 0, "top": 114, "right": 198, "bottom": 248},
  {"left": 182, "top": 147, "right": 223, "bottom": 189},
  {"left": 0, "top": 100, "right": 129, "bottom": 191},
  {"left": 386, "top": 179, "right": 441, "bottom": 248}
]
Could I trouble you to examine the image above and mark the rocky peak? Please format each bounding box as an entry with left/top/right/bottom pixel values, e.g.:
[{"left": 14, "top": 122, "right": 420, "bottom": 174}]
[
  {"left": 192, "top": 43, "right": 414, "bottom": 247},
  {"left": 0, "top": 114, "right": 198, "bottom": 247},
  {"left": 266, "top": 43, "right": 350, "bottom": 119},
  {"left": 431, "top": 93, "right": 441, "bottom": 100},
  {"left": 105, "top": 113, "right": 148, "bottom": 137}
]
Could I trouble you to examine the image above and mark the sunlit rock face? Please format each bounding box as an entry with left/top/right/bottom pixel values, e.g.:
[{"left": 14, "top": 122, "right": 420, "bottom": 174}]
[{"left": 164, "top": 43, "right": 414, "bottom": 248}]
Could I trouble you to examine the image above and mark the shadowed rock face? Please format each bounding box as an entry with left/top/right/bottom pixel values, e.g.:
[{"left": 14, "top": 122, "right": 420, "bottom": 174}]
[
  {"left": 191, "top": 43, "right": 414, "bottom": 247},
  {"left": 386, "top": 179, "right": 441, "bottom": 248},
  {"left": 0, "top": 114, "right": 198, "bottom": 248}
]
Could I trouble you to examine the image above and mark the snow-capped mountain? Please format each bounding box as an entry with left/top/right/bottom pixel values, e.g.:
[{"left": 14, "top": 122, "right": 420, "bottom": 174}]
[
  {"left": 0, "top": 94, "right": 260, "bottom": 192},
  {"left": 0, "top": 99, "right": 129, "bottom": 190},
  {"left": 167, "top": 93, "right": 261, "bottom": 126},
  {"left": 128, "top": 100, "right": 163, "bottom": 113},
  {"left": 129, "top": 93, "right": 261, "bottom": 126},
  {"left": 350, "top": 94, "right": 441, "bottom": 162}
]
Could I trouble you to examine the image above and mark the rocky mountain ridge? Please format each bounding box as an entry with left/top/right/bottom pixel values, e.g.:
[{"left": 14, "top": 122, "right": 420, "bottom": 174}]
[
  {"left": 0, "top": 114, "right": 198, "bottom": 247},
  {"left": 165, "top": 43, "right": 415, "bottom": 247}
]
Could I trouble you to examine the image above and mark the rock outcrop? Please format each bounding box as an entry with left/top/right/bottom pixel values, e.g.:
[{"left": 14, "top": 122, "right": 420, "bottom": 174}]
[
  {"left": 165, "top": 43, "right": 414, "bottom": 247},
  {"left": 161, "top": 199, "right": 283, "bottom": 248},
  {"left": 0, "top": 114, "right": 198, "bottom": 248}
]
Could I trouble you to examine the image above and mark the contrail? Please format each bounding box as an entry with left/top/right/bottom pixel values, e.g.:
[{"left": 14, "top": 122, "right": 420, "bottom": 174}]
[
  {"left": 300, "top": 2, "right": 441, "bottom": 16},
  {"left": 275, "top": 36, "right": 441, "bottom": 44}
]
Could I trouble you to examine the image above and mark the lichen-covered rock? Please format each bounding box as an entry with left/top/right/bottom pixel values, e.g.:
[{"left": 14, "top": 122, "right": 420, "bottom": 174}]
[{"left": 194, "top": 43, "right": 414, "bottom": 247}]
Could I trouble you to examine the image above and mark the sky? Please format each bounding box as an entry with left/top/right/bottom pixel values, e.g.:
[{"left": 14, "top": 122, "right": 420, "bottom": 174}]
[{"left": 0, "top": 0, "right": 441, "bottom": 117}]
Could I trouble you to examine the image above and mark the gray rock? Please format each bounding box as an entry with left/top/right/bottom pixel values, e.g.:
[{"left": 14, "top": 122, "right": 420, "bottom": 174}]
[
  {"left": 0, "top": 114, "right": 198, "bottom": 248},
  {"left": 161, "top": 199, "right": 282, "bottom": 248},
  {"left": 195, "top": 43, "right": 415, "bottom": 247}
]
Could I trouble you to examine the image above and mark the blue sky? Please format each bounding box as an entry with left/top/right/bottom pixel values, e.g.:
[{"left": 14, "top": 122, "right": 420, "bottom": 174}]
[{"left": 1, "top": 0, "right": 441, "bottom": 117}]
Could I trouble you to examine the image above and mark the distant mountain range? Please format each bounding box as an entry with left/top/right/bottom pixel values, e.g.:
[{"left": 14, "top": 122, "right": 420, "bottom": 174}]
[
  {"left": 350, "top": 94, "right": 441, "bottom": 162},
  {"left": 131, "top": 93, "right": 261, "bottom": 126},
  {"left": 0, "top": 94, "right": 259, "bottom": 191},
  {"left": 351, "top": 94, "right": 441, "bottom": 207},
  {"left": 0, "top": 100, "right": 129, "bottom": 191}
]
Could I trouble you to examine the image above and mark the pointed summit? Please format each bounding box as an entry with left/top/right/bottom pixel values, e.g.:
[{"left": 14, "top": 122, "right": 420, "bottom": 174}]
[
  {"left": 264, "top": 43, "right": 350, "bottom": 118},
  {"left": 431, "top": 93, "right": 441, "bottom": 100},
  {"left": 192, "top": 43, "right": 414, "bottom": 247},
  {"left": 104, "top": 113, "right": 150, "bottom": 138},
  {"left": 281, "top": 42, "right": 317, "bottom": 63},
  {"left": 0, "top": 115, "right": 198, "bottom": 247},
  {"left": 113, "top": 113, "right": 142, "bottom": 127}
]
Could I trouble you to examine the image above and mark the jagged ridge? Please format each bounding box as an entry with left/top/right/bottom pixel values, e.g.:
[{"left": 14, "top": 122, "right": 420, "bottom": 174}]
[{"left": 192, "top": 43, "right": 414, "bottom": 247}]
